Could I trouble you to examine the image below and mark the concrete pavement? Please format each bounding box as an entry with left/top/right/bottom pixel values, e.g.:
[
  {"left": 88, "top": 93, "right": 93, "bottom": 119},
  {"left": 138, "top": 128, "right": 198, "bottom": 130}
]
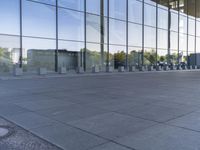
[{"left": 1, "top": 71, "right": 200, "bottom": 150}]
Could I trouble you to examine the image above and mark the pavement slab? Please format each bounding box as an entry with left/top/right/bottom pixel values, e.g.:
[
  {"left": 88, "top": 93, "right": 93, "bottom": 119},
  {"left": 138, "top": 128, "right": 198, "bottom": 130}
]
[{"left": 116, "top": 124, "right": 200, "bottom": 150}]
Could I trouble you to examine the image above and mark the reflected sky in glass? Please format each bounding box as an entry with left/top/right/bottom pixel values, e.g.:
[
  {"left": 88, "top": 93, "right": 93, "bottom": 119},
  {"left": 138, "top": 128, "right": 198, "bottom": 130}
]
[
  {"left": 58, "top": 0, "right": 84, "bottom": 11},
  {"left": 0, "top": 0, "right": 20, "bottom": 35},
  {"left": 58, "top": 9, "right": 84, "bottom": 41},
  {"left": 22, "top": 0, "right": 56, "bottom": 38},
  {"left": 31, "top": 0, "right": 56, "bottom": 5}
]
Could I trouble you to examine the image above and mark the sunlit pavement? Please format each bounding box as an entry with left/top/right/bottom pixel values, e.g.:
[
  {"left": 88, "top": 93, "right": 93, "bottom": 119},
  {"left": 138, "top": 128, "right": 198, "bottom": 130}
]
[{"left": 1, "top": 71, "right": 200, "bottom": 150}]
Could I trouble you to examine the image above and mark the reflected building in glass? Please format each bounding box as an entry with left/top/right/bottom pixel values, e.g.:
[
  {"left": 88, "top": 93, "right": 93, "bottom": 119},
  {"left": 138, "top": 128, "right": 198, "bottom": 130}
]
[{"left": 0, "top": 0, "right": 199, "bottom": 74}]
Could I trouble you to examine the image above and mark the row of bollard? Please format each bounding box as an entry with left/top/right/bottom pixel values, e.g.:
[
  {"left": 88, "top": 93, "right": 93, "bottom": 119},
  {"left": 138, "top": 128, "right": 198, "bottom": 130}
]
[
  {"left": 130, "top": 65, "right": 200, "bottom": 72},
  {"left": 12, "top": 65, "right": 200, "bottom": 76}
]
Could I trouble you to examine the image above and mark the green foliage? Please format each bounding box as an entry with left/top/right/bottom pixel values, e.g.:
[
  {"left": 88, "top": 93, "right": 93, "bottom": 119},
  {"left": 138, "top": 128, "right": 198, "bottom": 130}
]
[
  {"left": 114, "top": 51, "right": 126, "bottom": 63},
  {"left": 159, "top": 56, "right": 165, "bottom": 62},
  {"left": 144, "top": 49, "right": 157, "bottom": 64}
]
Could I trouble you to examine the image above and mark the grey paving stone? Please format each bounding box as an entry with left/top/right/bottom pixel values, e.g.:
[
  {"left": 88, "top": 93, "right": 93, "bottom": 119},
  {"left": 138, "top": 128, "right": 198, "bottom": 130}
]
[
  {"left": 89, "top": 142, "right": 130, "bottom": 150},
  {"left": 36, "top": 104, "right": 108, "bottom": 123},
  {"left": 1, "top": 94, "right": 53, "bottom": 103},
  {"left": 117, "top": 124, "right": 200, "bottom": 150},
  {"left": 14, "top": 99, "right": 74, "bottom": 111},
  {"left": 83, "top": 99, "right": 146, "bottom": 111},
  {"left": 167, "top": 111, "right": 200, "bottom": 131},
  {"left": 153, "top": 101, "right": 199, "bottom": 110},
  {"left": 0, "top": 104, "right": 30, "bottom": 117},
  {"left": 69, "top": 112, "right": 156, "bottom": 140},
  {"left": 65, "top": 95, "right": 114, "bottom": 105},
  {"left": 6, "top": 112, "right": 57, "bottom": 130},
  {"left": 31, "top": 122, "right": 107, "bottom": 150},
  {"left": 117, "top": 103, "right": 196, "bottom": 122}
]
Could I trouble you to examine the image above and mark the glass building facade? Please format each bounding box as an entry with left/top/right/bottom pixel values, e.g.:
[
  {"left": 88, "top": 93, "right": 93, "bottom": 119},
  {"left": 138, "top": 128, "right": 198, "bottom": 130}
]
[{"left": 0, "top": 0, "right": 199, "bottom": 74}]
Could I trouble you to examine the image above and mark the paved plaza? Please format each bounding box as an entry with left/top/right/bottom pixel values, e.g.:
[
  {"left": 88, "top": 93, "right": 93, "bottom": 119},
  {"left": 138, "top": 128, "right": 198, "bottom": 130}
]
[{"left": 1, "top": 71, "right": 200, "bottom": 150}]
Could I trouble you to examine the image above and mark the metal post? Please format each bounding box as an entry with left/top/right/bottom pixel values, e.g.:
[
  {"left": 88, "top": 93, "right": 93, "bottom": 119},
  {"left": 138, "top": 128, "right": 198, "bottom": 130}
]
[
  {"left": 156, "top": 0, "right": 158, "bottom": 66},
  {"left": 100, "top": 0, "right": 104, "bottom": 70},
  {"left": 142, "top": 0, "right": 144, "bottom": 66},
  {"left": 55, "top": 0, "right": 58, "bottom": 72},
  {"left": 168, "top": 0, "right": 171, "bottom": 64},
  {"left": 186, "top": 0, "right": 189, "bottom": 66},
  {"left": 107, "top": 0, "right": 110, "bottom": 68},
  {"left": 126, "top": 0, "right": 128, "bottom": 70},
  {"left": 178, "top": 0, "right": 180, "bottom": 65},
  {"left": 84, "top": 0, "right": 87, "bottom": 71},
  {"left": 19, "top": 0, "right": 22, "bottom": 68},
  {"left": 195, "top": 0, "right": 197, "bottom": 66}
]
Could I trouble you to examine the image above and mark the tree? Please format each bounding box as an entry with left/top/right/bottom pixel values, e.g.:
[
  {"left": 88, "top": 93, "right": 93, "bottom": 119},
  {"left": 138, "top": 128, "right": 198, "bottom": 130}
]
[
  {"left": 159, "top": 56, "right": 165, "bottom": 62},
  {"left": 144, "top": 49, "right": 157, "bottom": 65},
  {"left": 114, "top": 51, "right": 126, "bottom": 68}
]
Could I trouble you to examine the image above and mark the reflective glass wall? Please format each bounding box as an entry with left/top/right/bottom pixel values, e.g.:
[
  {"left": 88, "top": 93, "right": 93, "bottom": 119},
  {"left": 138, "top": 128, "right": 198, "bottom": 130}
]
[{"left": 0, "top": 0, "right": 200, "bottom": 75}]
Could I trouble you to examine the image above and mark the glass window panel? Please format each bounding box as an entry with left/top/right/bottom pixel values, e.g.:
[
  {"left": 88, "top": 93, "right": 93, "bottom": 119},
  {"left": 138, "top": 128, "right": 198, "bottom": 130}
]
[
  {"left": 128, "top": 0, "right": 142, "bottom": 24},
  {"left": 104, "top": 44, "right": 108, "bottom": 65},
  {"left": 58, "top": 40, "right": 84, "bottom": 71},
  {"left": 109, "top": 45, "right": 126, "bottom": 69},
  {"left": 188, "top": 35, "right": 195, "bottom": 52},
  {"left": 197, "top": 21, "right": 200, "bottom": 37},
  {"left": 196, "top": 37, "right": 200, "bottom": 53},
  {"left": 170, "top": 31, "right": 178, "bottom": 50},
  {"left": 58, "top": 0, "right": 84, "bottom": 11},
  {"left": 128, "top": 23, "right": 142, "bottom": 47},
  {"left": 86, "top": 14, "right": 100, "bottom": 43},
  {"left": 0, "top": 0, "right": 20, "bottom": 35},
  {"left": 59, "top": 40, "right": 84, "bottom": 52},
  {"left": 104, "top": 17, "right": 108, "bottom": 44},
  {"left": 0, "top": 35, "right": 20, "bottom": 73},
  {"left": 109, "top": 19, "right": 126, "bottom": 45},
  {"left": 144, "top": 4, "right": 156, "bottom": 27},
  {"left": 86, "top": 0, "right": 100, "bottom": 14},
  {"left": 22, "top": 37, "right": 56, "bottom": 73},
  {"left": 22, "top": 0, "right": 56, "bottom": 38},
  {"left": 58, "top": 9, "right": 84, "bottom": 41},
  {"left": 144, "top": 26, "right": 156, "bottom": 48},
  {"left": 31, "top": 0, "right": 56, "bottom": 5},
  {"left": 104, "top": 0, "right": 108, "bottom": 16},
  {"left": 179, "top": 15, "right": 187, "bottom": 34},
  {"left": 188, "top": 18, "right": 195, "bottom": 36},
  {"left": 158, "top": 8, "right": 168, "bottom": 29},
  {"left": 109, "top": 0, "right": 126, "bottom": 20},
  {"left": 86, "top": 43, "right": 103, "bottom": 71},
  {"left": 170, "top": 50, "right": 178, "bottom": 65},
  {"left": 144, "top": 0, "right": 156, "bottom": 6},
  {"left": 180, "top": 51, "right": 187, "bottom": 64},
  {"left": 128, "top": 47, "right": 142, "bottom": 66},
  {"left": 157, "top": 50, "right": 168, "bottom": 65},
  {"left": 158, "top": 29, "right": 168, "bottom": 49},
  {"left": 179, "top": 33, "right": 187, "bottom": 51},
  {"left": 144, "top": 48, "right": 157, "bottom": 65},
  {"left": 170, "top": 12, "right": 178, "bottom": 32}
]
